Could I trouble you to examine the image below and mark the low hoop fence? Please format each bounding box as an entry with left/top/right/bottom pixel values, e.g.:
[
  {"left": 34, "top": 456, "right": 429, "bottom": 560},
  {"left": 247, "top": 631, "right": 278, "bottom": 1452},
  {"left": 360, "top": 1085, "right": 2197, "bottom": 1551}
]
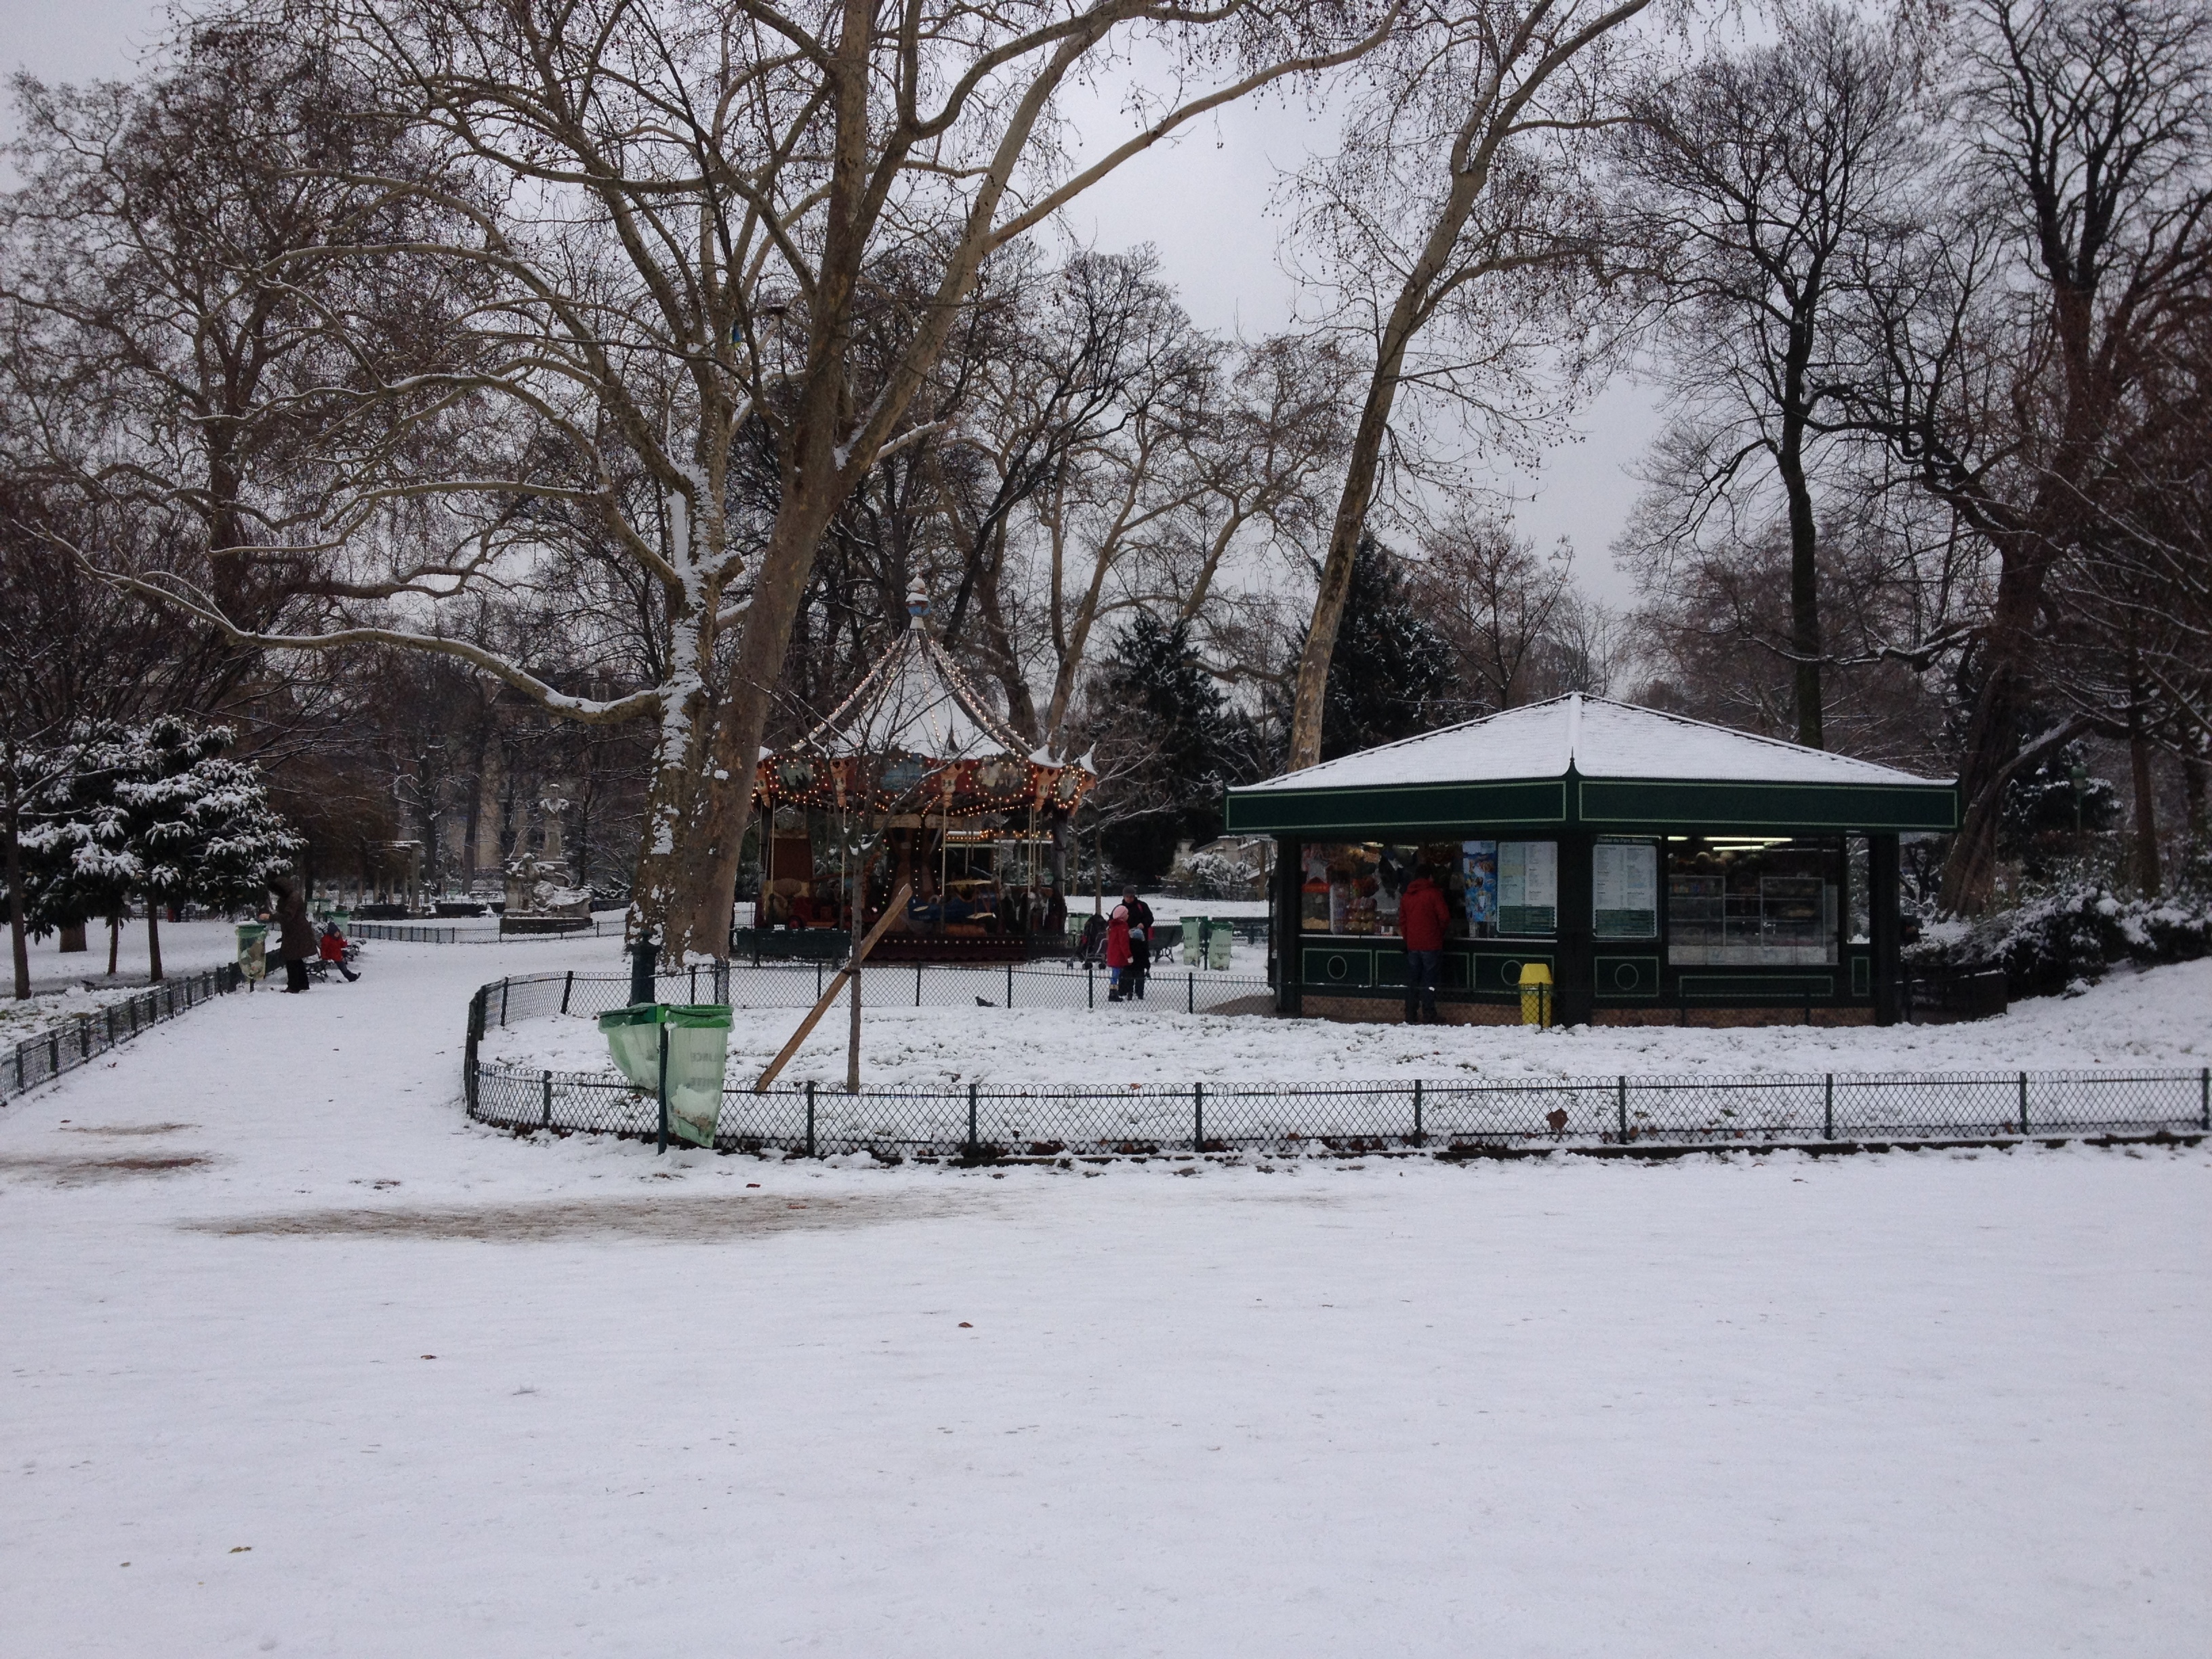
[
  {"left": 2, "top": 964, "right": 243, "bottom": 1102},
  {"left": 348, "top": 918, "right": 628, "bottom": 945},
  {"left": 462, "top": 969, "right": 2212, "bottom": 1158}
]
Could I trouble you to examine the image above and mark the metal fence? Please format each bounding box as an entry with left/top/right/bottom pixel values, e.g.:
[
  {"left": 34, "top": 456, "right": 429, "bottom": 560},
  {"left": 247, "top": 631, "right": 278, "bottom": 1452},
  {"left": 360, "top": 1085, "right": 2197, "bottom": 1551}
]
[
  {"left": 358, "top": 914, "right": 1265, "bottom": 961},
  {"left": 2, "top": 964, "right": 243, "bottom": 1101},
  {"left": 347, "top": 918, "right": 629, "bottom": 945},
  {"left": 462, "top": 968, "right": 2212, "bottom": 1158}
]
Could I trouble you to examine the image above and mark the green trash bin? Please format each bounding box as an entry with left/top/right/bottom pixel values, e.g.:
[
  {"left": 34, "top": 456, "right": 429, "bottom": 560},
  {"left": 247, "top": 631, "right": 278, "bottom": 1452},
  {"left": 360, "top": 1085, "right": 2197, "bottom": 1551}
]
[
  {"left": 598, "top": 1002, "right": 665, "bottom": 1093},
  {"left": 1181, "top": 919, "right": 1204, "bottom": 966},
  {"left": 1207, "top": 924, "right": 1233, "bottom": 971},
  {"left": 235, "top": 922, "right": 268, "bottom": 983},
  {"left": 661, "top": 1004, "right": 733, "bottom": 1149},
  {"left": 596, "top": 1002, "right": 733, "bottom": 1149}
]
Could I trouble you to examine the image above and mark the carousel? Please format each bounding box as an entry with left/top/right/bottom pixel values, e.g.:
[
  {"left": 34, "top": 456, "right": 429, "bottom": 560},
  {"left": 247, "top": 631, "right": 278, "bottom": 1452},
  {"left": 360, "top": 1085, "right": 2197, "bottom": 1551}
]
[{"left": 743, "top": 583, "right": 1096, "bottom": 962}]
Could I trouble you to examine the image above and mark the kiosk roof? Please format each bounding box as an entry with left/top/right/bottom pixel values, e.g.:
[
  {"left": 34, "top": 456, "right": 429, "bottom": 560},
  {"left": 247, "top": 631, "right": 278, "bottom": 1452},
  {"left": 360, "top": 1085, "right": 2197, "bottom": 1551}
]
[{"left": 1225, "top": 697, "right": 1955, "bottom": 836}]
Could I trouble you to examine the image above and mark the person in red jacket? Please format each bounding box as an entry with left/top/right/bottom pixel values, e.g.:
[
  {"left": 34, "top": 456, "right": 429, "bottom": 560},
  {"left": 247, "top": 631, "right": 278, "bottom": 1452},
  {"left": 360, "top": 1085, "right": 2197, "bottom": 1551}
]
[
  {"left": 1397, "top": 867, "right": 1452, "bottom": 1024},
  {"left": 318, "top": 922, "right": 360, "bottom": 983},
  {"left": 1104, "top": 903, "right": 1133, "bottom": 1000}
]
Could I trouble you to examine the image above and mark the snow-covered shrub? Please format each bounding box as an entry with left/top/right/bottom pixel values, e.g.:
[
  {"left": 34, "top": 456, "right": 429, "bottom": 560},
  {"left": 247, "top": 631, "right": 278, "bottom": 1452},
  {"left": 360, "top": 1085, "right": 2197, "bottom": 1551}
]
[
  {"left": 1174, "top": 850, "right": 1258, "bottom": 900},
  {"left": 1910, "top": 882, "right": 2212, "bottom": 997}
]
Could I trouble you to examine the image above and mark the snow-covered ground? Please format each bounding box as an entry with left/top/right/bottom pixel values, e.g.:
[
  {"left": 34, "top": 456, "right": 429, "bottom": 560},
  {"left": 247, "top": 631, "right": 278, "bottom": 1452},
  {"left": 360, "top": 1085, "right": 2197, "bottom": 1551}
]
[
  {"left": 484, "top": 955, "right": 2212, "bottom": 1088},
  {"left": 3, "top": 935, "right": 2207, "bottom": 1655},
  {"left": 0, "top": 919, "right": 257, "bottom": 1047}
]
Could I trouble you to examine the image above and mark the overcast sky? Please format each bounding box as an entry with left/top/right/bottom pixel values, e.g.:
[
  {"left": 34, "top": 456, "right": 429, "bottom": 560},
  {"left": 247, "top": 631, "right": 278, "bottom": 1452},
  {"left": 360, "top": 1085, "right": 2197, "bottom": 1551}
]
[{"left": 0, "top": 1, "right": 1664, "bottom": 608}]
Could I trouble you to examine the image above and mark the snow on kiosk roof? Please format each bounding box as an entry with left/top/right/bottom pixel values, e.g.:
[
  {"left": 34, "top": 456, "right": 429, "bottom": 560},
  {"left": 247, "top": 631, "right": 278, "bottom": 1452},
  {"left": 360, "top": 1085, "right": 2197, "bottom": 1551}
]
[{"left": 1225, "top": 696, "right": 1956, "bottom": 836}]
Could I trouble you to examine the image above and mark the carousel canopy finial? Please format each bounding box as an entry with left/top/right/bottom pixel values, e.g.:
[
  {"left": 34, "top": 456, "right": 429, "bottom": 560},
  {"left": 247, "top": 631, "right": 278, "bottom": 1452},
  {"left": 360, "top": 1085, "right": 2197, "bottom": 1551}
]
[{"left": 906, "top": 577, "right": 930, "bottom": 627}]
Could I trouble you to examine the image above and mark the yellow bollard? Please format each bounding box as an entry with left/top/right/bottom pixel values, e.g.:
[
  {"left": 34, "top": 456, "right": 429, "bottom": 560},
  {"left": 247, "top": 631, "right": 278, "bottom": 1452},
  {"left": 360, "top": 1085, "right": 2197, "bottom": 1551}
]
[{"left": 1517, "top": 962, "right": 1553, "bottom": 1029}]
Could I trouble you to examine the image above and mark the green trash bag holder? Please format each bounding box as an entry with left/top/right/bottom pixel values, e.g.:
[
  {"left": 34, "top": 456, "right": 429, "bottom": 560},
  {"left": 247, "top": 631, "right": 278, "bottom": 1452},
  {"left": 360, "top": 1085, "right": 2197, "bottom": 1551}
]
[{"left": 596, "top": 1002, "right": 734, "bottom": 1151}]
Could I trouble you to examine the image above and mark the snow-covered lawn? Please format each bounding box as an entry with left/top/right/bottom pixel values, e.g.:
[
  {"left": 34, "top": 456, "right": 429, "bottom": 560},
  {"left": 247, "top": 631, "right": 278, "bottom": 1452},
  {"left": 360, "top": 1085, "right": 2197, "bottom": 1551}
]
[
  {"left": 3, "top": 937, "right": 2207, "bottom": 1655},
  {"left": 0, "top": 919, "right": 258, "bottom": 1048},
  {"left": 483, "top": 954, "right": 2212, "bottom": 1087}
]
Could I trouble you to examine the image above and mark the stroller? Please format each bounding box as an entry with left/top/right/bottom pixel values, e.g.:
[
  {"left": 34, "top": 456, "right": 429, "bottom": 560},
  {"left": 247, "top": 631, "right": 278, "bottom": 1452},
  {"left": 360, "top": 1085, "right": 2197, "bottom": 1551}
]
[{"left": 1076, "top": 911, "right": 1107, "bottom": 966}]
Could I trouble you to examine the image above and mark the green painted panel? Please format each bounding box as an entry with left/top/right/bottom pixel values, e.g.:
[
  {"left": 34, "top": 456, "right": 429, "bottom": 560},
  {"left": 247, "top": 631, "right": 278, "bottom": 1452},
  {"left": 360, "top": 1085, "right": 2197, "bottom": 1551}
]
[
  {"left": 1225, "top": 779, "right": 1568, "bottom": 836},
  {"left": 1299, "top": 943, "right": 1477, "bottom": 994},
  {"left": 1303, "top": 945, "right": 1373, "bottom": 989},
  {"left": 1594, "top": 955, "right": 1661, "bottom": 998},
  {"left": 1679, "top": 975, "right": 1837, "bottom": 1001},
  {"left": 1471, "top": 950, "right": 1553, "bottom": 995},
  {"left": 1578, "top": 778, "right": 1956, "bottom": 832},
  {"left": 1851, "top": 954, "right": 1872, "bottom": 996}
]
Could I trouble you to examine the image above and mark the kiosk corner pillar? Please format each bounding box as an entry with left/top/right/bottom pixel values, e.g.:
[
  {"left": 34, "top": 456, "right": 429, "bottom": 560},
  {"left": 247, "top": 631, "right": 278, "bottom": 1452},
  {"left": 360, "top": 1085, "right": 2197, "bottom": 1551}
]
[
  {"left": 1870, "top": 833, "right": 1902, "bottom": 1025},
  {"left": 1555, "top": 832, "right": 1595, "bottom": 1028},
  {"left": 1273, "top": 836, "right": 1303, "bottom": 1016}
]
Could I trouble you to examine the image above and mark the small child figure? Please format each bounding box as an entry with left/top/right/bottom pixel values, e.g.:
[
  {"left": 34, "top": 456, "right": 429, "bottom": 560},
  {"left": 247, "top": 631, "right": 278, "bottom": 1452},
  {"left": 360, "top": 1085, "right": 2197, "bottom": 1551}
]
[{"left": 319, "top": 922, "right": 360, "bottom": 983}]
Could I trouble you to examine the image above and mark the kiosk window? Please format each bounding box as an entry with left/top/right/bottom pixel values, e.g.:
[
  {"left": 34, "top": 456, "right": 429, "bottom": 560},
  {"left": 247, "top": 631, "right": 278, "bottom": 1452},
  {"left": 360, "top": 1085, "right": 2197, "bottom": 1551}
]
[{"left": 1667, "top": 838, "right": 1839, "bottom": 966}]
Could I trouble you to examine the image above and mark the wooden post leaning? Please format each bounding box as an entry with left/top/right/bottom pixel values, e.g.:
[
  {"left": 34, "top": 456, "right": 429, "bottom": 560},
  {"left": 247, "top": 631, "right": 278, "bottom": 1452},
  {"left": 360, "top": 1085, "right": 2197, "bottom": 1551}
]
[{"left": 753, "top": 883, "right": 912, "bottom": 1093}]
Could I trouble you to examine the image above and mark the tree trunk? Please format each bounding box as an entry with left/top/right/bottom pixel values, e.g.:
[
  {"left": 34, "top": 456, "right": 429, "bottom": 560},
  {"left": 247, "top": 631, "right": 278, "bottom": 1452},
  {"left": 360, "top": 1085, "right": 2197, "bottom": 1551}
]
[
  {"left": 6, "top": 795, "right": 29, "bottom": 1001},
  {"left": 58, "top": 922, "right": 87, "bottom": 954},
  {"left": 844, "top": 815, "right": 865, "bottom": 1092},
  {"left": 2183, "top": 753, "right": 2207, "bottom": 842},
  {"left": 682, "top": 497, "right": 840, "bottom": 960},
  {"left": 107, "top": 914, "right": 120, "bottom": 975},
  {"left": 146, "top": 905, "right": 163, "bottom": 983},
  {"left": 624, "top": 574, "right": 718, "bottom": 951},
  {"left": 1777, "top": 411, "right": 1824, "bottom": 749},
  {"left": 973, "top": 530, "right": 1042, "bottom": 743},
  {"left": 1936, "top": 530, "right": 2054, "bottom": 913},
  {"left": 2128, "top": 712, "right": 2160, "bottom": 897},
  {"left": 1288, "top": 364, "right": 1408, "bottom": 773},
  {"left": 1286, "top": 103, "right": 1508, "bottom": 773}
]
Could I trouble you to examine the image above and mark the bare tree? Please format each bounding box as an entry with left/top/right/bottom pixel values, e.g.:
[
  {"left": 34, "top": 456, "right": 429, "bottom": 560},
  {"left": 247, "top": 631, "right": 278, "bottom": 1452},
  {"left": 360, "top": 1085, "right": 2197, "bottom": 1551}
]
[
  {"left": 1409, "top": 512, "right": 1576, "bottom": 712},
  {"left": 1841, "top": 0, "right": 2212, "bottom": 911},
  {"left": 0, "top": 18, "right": 470, "bottom": 704},
  {"left": 1279, "top": 0, "right": 1656, "bottom": 771},
  {"left": 70, "top": 0, "right": 1394, "bottom": 958},
  {"left": 1611, "top": 1, "right": 1920, "bottom": 747}
]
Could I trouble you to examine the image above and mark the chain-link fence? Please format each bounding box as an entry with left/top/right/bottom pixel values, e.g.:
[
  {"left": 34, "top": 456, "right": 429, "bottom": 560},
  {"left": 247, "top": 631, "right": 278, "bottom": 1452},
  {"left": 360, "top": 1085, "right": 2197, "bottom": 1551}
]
[
  {"left": 462, "top": 969, "right": 2212, "bottom": 1157},
  {"left": 2, "top": 964, "right": 243, "bottom": 1101},
  {"left": 472, "top": 960, "right": 1271, "bottom": 1025}
]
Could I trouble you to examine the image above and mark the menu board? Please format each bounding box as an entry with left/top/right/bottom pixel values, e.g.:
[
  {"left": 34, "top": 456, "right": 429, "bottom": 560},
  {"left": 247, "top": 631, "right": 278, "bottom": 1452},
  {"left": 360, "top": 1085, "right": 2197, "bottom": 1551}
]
[
  {"left": 1496, "top": 840, "right": 1557, "bottom": 935},
  {"left": 1593, "top": 839, "right": 1658, "bottom": 938}
]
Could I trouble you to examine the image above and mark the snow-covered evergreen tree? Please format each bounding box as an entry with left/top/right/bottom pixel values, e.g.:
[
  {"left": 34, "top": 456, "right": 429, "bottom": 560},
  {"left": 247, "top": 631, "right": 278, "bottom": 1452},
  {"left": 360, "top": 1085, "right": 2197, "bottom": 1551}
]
[{"left": 17, "top": 719, "right": 300, "bottom": 980}]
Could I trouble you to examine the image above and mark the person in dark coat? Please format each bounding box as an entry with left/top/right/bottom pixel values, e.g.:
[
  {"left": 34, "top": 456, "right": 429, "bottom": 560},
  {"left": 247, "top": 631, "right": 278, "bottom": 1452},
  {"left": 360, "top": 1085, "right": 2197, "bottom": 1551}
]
[
  {"left": 1397, "top": 867, "right": 1452, "bottom": 1024},
  {"left": 270, "top": 877, "right": 318, "bottom": 993},
  {"left": 1120, "top": 886, "right": 1154, "bottom": 1000}
]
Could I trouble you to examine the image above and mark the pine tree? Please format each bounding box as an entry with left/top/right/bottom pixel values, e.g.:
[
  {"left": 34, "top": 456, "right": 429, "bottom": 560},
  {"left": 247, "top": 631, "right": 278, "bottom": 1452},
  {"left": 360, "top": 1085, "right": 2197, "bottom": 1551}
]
[
  {"left": 1313, "top": 535, "right": 1454, "bottom": 762},
  {"left": 20, "top": 719, "right": 299, "bottom": 980},
  {"left": 1093, "top": 614, "right": 1242, "bottom": 883}
]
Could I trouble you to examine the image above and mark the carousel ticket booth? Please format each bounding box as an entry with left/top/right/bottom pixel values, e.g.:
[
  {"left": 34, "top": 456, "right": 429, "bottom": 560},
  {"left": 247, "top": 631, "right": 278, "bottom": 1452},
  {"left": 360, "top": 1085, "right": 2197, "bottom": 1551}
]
[
  {"left": 1225, "top": 696, "right": 1957, "bottom": 1025},
  {"left": 743, "top": 584, "right": 1095, "bottom": 963}
]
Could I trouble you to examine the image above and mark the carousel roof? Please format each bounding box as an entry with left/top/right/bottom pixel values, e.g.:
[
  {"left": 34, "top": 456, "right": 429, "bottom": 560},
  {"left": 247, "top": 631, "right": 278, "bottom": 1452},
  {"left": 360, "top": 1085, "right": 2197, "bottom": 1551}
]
[
  {"left": 796, "top": 616, "right": 1035, "bottom": 762},
  {"left": 756, "top": 586, "right": 1094, "bottom": 818}
]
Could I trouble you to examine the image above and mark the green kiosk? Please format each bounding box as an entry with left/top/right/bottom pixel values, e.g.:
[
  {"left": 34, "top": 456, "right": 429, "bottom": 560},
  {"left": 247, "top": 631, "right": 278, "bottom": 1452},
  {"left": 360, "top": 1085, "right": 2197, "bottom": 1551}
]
[{"left": 1225, "top": 695, "right": 1957, "bottom": 1027}]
